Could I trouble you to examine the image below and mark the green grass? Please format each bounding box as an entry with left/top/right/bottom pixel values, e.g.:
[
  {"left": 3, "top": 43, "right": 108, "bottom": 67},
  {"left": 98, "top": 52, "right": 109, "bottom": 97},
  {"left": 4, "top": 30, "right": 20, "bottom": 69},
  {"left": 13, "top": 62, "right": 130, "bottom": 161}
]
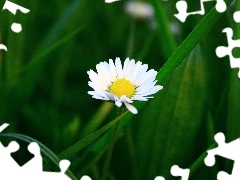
[{"left": 0, "top": 0, "right": 238, "bottom": 179}]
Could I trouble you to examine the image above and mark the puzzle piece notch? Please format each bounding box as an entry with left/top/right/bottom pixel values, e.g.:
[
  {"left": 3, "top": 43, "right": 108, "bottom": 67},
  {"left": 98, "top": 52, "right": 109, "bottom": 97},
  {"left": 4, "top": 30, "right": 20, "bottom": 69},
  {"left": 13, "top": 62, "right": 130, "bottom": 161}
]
[
  {"left": 4, "top": 141, "right": 20, "bottom": 153},
  {"left": 37, "top": 160, "right": 71, "bottom": 180},
  {"left": 216, "top": 27, "right": 240, "bottom": 78},
  {"left": 21, "top": 142, "right": 43, "bottom": 173},
  {"left": 80, "top": 175, "right": 92, "bottom": 180},
  {"left": 154, "top": 176, "right": 165, "bottom": 180},
  {"left": 174, "top": 0, "right": 227, "bottom": 22},
  {"left": 0, "top": 141, "right": 20, "bottom": 171},
  {"left": 0, "top": 124, "right": 20, "bottom": 171},
  {"left": 215, "top": 0, "right": 227, "bottom": 13},
  {"left": 233, "top": 11, "right": 240, "bottom": 23},
  {"left": 171, "top": 165, "right": 190, "bottom": 180},
  {"left": 204, "top": 132, "right": 240, "bottom": 180},
  {"left": 20, "top": 142, "right": 73, "bottom": 180},
  {"left": 174, "top": 1, "right": 188, "bottom": 22},
  {"left": 204, "top": 132, "right": 226, "bottom": 167},
  {"left": 205, "top": 132, "right": 240, "bottom": 164},
  {"left": 154, "top": 165, "right": 189, "bottom": 180}
]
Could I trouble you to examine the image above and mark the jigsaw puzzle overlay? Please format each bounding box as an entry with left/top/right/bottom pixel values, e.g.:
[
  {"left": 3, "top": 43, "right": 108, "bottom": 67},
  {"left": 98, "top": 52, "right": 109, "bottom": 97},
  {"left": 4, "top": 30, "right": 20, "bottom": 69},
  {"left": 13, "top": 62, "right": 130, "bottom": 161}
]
[
  {"left": 0, "top": 120, "right": 190, "bottom": 180},
  {"left": 0, "top": 123, "right": 92, "bottom": 180},
  {"left": 0, "top": 0, "right": 30, "bottom": 52},
  {"left": 155, "top": 132, "right": 240, "bottom": 180},
  {"left": 155, "top": 165, "right": 190, "bottom": 180},
  {"left": 175, "top": 0, "right": 240, "bottom": 78},
  {"left": 215, "top": 21, "right": 240, "bottom": 78},
  {"left": 214, "top": 4, "right": 240, "bottom": 78},
  {"left": 174, "top": 0, "right": 227, "bottom": 22},
  {"left": 2, "top": 122, "right": 240, "bottom": 179},
  {"left": 1, "top": 0, "right": 240, "bottom": 179},
  {"left": 205, "top": 132, "right": 240, "bottom": 180}
]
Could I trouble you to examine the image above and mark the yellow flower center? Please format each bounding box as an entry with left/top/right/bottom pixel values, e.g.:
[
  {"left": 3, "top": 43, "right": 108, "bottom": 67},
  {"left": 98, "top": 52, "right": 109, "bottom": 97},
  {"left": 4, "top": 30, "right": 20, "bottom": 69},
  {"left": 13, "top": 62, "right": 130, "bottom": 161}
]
[{"left": 109, "top": 79, "right": 135, "bottom": 98}]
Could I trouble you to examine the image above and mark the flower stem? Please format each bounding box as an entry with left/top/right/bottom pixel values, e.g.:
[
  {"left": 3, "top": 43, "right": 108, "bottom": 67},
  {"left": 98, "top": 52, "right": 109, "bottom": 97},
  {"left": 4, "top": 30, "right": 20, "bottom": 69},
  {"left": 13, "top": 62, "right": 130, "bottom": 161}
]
[{"left": 102, "top": 107, "right": 125, "bottom": 180}]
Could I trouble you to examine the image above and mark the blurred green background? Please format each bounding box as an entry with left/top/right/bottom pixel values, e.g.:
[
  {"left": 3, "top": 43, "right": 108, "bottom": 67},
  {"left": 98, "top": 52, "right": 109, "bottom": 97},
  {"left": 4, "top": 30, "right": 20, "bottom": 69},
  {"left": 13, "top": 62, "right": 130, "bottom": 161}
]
[{"left": 0, "top": 0, "right": 239, "bottom": 179}]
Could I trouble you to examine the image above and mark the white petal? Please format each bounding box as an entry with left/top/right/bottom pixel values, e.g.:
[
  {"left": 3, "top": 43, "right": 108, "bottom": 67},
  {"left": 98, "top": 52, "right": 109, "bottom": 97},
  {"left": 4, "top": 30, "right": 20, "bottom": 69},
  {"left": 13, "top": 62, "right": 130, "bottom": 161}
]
[
  {"left": 125, "top": 97, "right": 133, "bottom": 103},
  {"left": 88, "top": 86, "right": 110, "bottom": 99},
  {"left": 136, "top": 77, "right": 157, "bottom": 93},
  {"left": 115, "top": 57, "right": 123, "bottom": 78},
  {"left": 131, "top": 95, "right": 149, "bottom": 101},
  {"left": 128, "top": 61, "right": 142, "bottom": 82},
  {"left": 104, "top": 62, "right": 113, "bottom": 79},
  {"left": 124, "top": 102, "right": 138, "bottom": 114},
  {"left": 92, "top": 95, "right": 109, "bottom": 100},
  {"left": 87, "top": 91, "right": 97, "bottom": 96},
  {"left": 109, "top": 59, "right": 117, "bottom": 81},
  {"left": 134, "top": 64, "right": 148, "bottom": 85},
  {"left": 96, "top": 62, "right": 112, "bottom": 86},
  {"left": 107, "top": 92, "right": 116, "bottom": 101},
  {"left": 125, "top": 59, "right": 135, "bottom": 79},
  {"left": 88, "top": 91, "right": 110, "bottom": 100},
  {"left": 135, "top": 69, "right": 157, "bottom": 87},
  {"left": 142, "top": 80, "right": 158, "bottom": 91},
  {"left": 120, "top": 95, "right": 127, "bottom": 102},
  {"left": 88, "top": 81, "right": 107, "bottom": 92},
  {"left": 139, "top": 85, "right": 163, "bottom": 97},
  {"left": 103, "top": 92, "right": 115, "bottom": 101},
  {"left": 88, "top": 70, "right": 107, "bottom": 90},
  {"left": 123, "top": 58, "right": 130, "bottom": 77},
  {"left": 103, "top": 61, "right": 113, "bottom": 79},
  {"left": 115, "top": 100, "right": 122, "bottom": 107},
  {"left": 88, "top": 83, "right": 109, "bottom": 97}
]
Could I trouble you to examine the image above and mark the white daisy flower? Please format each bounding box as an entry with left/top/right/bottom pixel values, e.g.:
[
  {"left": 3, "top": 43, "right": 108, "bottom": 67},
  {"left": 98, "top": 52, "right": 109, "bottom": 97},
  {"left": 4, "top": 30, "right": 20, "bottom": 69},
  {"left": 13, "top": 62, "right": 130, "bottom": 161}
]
[
  {"left": 87, "top": 57, "right": 163, "bottom": 114},
  {"left": 124, "top": 1, "right": 154, "bottom": 20}
]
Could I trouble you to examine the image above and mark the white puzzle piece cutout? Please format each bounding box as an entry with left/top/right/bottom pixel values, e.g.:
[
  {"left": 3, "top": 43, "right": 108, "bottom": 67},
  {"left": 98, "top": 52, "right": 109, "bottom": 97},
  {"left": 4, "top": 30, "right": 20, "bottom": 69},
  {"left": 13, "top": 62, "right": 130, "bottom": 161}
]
[
  {"left": 174, "top": 0, "right": 227, "bottom": 22},
  {"left": 216, "top": 27, "right": 240, "bottom": 78},
  {"left": 205, "top": 132, "right": 240, "bottom": 180},
  {"left": 2, "top": 0, "right": 30, "bottom": 33},
  {"left": 0, "top": 123, "right": 92, "bottom": 180},
  {"left": 154, "top": 165, "right": 190, "bottom": 180}
]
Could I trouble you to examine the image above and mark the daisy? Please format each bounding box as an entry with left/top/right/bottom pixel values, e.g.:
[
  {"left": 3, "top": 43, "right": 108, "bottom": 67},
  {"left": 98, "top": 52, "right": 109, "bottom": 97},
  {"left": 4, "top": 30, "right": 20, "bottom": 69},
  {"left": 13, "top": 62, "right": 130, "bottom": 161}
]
[
  {"left": 124, "top": 1, "right": 154, "bottom": 20},
  {"left": 87, "top": 57, "right": 163, "bottom": 114}
]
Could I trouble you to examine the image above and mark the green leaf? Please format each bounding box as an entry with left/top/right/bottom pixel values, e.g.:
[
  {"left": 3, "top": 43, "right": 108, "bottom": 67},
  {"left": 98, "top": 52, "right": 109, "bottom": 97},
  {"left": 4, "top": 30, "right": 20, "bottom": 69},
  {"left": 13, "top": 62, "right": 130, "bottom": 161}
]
[
  {"left": 151, "top": 0, "right": 177, "bottom": 59},
  {"left": 181, "top": 142, "right": 217, "bottom": 180},
  {"left": 156, "top": 0, "right": 233, "bottom": 84},
  {"left": 58, "top": 112, "right": 126, "bottom": 159},
  {"left": 134, "top": 46, "right": 208, "bottom": 179}
]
